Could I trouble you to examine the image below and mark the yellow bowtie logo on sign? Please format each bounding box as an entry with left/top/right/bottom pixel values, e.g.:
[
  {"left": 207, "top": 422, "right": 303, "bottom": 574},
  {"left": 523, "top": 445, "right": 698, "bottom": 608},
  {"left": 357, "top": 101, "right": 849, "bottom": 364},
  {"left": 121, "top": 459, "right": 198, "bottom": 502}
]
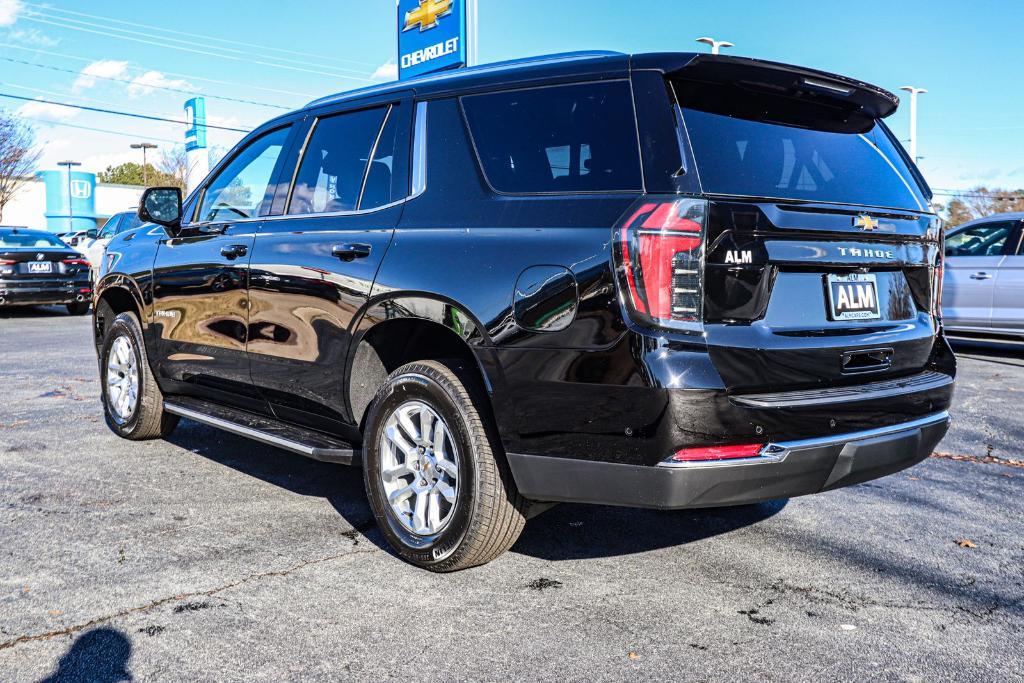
[{"left": 403, "top": 0, "right": 453, "bottom": 32}]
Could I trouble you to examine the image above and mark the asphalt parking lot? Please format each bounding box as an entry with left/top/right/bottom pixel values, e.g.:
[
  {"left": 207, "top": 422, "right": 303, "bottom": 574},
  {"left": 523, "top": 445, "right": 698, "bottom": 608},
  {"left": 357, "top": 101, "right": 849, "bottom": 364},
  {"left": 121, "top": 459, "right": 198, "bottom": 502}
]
[{"left": 1, "top": 309, "right": 1021, "bottom": 682}]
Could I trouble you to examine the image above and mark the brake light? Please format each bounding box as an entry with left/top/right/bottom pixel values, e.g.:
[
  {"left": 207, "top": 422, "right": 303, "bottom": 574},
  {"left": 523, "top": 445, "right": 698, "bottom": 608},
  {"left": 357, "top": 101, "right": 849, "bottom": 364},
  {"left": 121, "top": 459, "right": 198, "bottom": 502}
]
[
  {"left": 670, "top": 443, "right": 765, "bottom": 462},
  {"left": 933, "top": 233, "right": 945, "bottom": 318},
  {"left": 62, "top": 258, "right": 90, "bottom": 267},
  {"left": 616, "top": 198, "right": 707, "bottom": 327},
  {"left": 0, "top": 259, "right": 15, "bottom": 265}
]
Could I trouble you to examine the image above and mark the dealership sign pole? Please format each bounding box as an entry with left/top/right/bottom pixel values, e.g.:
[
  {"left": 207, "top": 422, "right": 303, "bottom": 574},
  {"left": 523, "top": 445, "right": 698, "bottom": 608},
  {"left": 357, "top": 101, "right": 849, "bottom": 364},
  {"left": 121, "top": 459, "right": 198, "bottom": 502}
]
[{"left": 398, "top": 0, "right": 472, "bottom": 80}]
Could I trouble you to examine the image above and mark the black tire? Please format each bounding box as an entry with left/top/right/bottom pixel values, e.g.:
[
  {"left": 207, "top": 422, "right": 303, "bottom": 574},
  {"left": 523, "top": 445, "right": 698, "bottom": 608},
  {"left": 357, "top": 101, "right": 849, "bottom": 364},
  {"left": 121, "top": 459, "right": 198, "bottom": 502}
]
[
  {"left": 66, "top": 301, "right": 90, "bottom": 316},
  {"left": 363, "top": 359, "right": 527, "bottom": 572},
  {"left": 99, "top": 311, "right": 179, "bottom": 440}
]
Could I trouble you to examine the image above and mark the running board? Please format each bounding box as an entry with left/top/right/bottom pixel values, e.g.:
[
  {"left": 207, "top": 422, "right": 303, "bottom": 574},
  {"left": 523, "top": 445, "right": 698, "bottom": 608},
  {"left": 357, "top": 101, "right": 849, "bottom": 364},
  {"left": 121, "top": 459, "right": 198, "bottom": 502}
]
[{"left": 164, "top": 397, "right": 358, "bottom": 465}]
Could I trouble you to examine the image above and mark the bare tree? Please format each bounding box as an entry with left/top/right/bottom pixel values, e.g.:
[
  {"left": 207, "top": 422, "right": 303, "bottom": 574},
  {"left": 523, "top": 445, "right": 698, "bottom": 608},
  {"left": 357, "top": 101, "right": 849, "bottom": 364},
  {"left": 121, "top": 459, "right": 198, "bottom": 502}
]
[
  {"left": 158, "top": 145, "right": 190, "bottom": 192},
  {"left": 0, "top": 113, "right": 42, "bottom": 224},
  {"left": 944, "top": 187, "right": 1024, "bottom": 228}
]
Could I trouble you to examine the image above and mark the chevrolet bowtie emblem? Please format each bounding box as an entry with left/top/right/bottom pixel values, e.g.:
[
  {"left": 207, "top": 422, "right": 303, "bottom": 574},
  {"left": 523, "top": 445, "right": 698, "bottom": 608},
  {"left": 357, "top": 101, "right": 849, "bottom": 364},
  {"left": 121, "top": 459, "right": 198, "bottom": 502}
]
[
  {"left": 403, "top": 0, "right": 453, "bottom": 32},
  {"left": 854, "top": 215, "right": 880, "bottom": 232}
]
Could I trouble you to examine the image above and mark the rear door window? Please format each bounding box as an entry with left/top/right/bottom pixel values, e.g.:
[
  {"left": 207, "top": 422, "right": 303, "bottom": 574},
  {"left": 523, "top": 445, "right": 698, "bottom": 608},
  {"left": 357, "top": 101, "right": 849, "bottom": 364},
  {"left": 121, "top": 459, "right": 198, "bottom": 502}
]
[
  {"left": 288, "top": 106, "right": 393, "bottom": 215},
  {"left": 461, "top": 81, "right": 642, "bottom": 194}
]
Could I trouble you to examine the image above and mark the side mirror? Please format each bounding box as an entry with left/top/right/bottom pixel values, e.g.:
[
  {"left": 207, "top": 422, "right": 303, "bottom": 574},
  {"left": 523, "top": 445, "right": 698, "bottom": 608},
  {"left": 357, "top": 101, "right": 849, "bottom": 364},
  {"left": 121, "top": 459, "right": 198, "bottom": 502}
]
[{"left": 139, "top": 187, "right": 183, "bottom": 231}]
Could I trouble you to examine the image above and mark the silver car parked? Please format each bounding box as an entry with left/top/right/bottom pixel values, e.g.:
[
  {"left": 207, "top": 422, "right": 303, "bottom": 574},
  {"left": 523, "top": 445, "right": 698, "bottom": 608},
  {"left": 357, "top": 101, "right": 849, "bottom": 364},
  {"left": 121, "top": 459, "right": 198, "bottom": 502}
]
[{"left": 942, "top": 213, "right": 1024, "bottom": 337}]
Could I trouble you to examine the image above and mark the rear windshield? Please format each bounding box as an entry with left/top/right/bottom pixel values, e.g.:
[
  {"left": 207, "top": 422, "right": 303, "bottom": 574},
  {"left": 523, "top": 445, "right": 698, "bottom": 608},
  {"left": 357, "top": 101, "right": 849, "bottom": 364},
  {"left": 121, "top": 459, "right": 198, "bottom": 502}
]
[
  {"left": 680, "top": 107, "right": 928, "bottom": 212},
  {"left": 461, "top": 81, "right": 642, "bottom": 194},
  {"left": 0, "top": 231, "right": 66, "bottom": 248}
]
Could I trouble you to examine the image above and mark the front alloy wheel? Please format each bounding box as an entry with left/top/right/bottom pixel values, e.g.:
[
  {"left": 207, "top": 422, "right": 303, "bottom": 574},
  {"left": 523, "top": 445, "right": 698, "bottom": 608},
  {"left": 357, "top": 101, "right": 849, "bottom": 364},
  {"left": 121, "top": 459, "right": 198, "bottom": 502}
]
[{"left": 106, "top": 335, "right": 140, "bottom": 424}]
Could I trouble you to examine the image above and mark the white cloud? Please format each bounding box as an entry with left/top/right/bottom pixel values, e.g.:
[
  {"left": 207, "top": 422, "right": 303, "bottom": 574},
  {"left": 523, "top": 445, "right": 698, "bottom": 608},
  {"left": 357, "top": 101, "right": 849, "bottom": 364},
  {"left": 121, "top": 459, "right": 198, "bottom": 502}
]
[
  {"left": 8, "top": 27, "right": 58, "bottom": 47},
  {"left": 372, "top": 61, "right": 398, "bottom": 81},
  {"left": 73, "top": 60, "right": 129, "bottom": 93},
  {"left": 0, "top": 0, "right": 23, "bottom": 27},
  {"left": 126, "top": 70, "right": 192, "bottom": 97},
  {"left": 16, "top": 98, "right": 78, "bottom": 121}
]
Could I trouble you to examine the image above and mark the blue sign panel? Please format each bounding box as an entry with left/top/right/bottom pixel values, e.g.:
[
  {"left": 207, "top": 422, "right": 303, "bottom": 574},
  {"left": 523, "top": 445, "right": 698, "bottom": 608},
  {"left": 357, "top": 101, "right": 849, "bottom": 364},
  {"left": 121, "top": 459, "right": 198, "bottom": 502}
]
[
  {"left": 398, "top": 0, "right": 466, "bottom": 80},
  {"left": 184, "top": 97, "right": 207, "bottom": 152},
  {"left": 38, "top": 170, "right": 97, "bottom": 232}
]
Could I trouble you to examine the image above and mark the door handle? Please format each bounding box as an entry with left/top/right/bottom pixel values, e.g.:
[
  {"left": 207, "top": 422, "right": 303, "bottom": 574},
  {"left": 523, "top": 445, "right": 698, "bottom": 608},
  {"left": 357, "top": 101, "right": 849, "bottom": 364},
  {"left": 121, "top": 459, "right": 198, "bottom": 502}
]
[
  {"left": 969, "top": 272, "right": 993, "bottom": 280},
  {"left": 220, "top": 244, "right": 248, "bottom": 260},
  {"left": 331, "top": 243, "right": 372, "bottom": 262}
]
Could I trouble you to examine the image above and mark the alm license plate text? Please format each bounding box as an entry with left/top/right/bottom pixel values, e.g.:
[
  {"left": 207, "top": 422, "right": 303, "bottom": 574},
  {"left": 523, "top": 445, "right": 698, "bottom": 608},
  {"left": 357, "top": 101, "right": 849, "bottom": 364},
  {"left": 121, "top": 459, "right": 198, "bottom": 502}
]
[
  {"left": 827, "top": 273, "right": 880, "bottom": 321},
  {"left": 27, "top": 261, "right": 52, "bottom": 273}
]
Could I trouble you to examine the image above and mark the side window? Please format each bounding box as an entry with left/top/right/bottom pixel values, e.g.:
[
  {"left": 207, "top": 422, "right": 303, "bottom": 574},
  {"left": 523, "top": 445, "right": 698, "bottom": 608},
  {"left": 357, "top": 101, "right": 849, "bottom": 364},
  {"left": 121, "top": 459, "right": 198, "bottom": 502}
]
[
  {"left": 288, "top": 106, "right": 391, "bottom": 215},
  {"left": 945, "top": 223, "right": 1013, "bottom": 257},
  {"left": 98, "top": 214, "right": 122, "bottom": 239},
  {"left": 196, "top": 127, "right": 290, "bottom": 223},
  {"left": 461, "top": 81, "right": 643, "bottom": 194},
  {"left": 120, "top": 213, "right": 143, "bottom": 233}
]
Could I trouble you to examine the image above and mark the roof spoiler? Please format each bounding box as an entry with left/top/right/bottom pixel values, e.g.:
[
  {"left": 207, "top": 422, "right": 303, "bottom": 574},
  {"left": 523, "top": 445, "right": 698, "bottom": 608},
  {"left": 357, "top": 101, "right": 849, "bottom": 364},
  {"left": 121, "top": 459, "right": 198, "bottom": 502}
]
[{"left": 636, "top": 53, "right": 899, "bottom": 120}]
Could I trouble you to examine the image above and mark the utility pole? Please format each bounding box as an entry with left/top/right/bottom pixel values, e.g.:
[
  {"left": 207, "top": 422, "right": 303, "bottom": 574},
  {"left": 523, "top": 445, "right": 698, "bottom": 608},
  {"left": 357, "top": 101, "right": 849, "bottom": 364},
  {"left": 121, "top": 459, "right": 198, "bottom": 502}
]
[
  {"left": 58, "top": 160, "right": 81, "bottom": 232},
  {"left": 130, "top": 142, "right": 158, "bottom": 185},
  {"left": 696, "top": 36, "right": 734, "bottom": 55},
  {"left": 900, "top": 86, "right": 927, "bottom": 165}
]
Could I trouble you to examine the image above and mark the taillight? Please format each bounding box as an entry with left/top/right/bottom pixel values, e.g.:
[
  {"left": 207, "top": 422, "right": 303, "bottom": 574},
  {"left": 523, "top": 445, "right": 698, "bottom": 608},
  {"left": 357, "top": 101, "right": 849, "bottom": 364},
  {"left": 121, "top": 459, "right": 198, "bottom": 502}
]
[
  {"left": 0, "top": 259, "right": 15, "bottom": 265},
  {"left": 669, "top": 443, "right": 765, "bottom": 462},
  {"left": 933, "top": 233, "right": 945, "bottom": 319},
  {"left": 62, "top": 258, "right": 90, "bottom": 268},
  {"left": 615, "top": 197, "right": 707, "bottom": 329}
]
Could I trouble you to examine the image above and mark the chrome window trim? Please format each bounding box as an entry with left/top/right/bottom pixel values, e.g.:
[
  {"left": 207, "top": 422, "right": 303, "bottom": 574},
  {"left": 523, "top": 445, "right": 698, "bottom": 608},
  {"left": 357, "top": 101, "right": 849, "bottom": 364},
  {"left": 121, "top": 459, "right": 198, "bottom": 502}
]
[
  {"left": 411, "top": 100, "right": 428, "bottom": 199},
  {"left": 659, "top": 411, "right": 949, "bottom": 469}
]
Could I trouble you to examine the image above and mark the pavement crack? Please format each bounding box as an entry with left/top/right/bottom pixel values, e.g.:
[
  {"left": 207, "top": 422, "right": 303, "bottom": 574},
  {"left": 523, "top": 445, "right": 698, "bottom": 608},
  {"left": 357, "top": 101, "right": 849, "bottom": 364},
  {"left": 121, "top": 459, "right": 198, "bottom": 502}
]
[{"left": 0, "top": 546, "right": 379, "bottom": 651}]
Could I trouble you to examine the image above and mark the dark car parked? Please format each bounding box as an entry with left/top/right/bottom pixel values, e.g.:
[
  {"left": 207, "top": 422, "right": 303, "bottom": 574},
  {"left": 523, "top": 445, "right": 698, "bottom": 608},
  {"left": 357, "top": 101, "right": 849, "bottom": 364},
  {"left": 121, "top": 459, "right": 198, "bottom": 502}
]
[
  {"left": 1, "top": 227, "right": 92, "bottom": 314},
  {"left": 92, "top": 52, "right": 954, "bottom": 571}
]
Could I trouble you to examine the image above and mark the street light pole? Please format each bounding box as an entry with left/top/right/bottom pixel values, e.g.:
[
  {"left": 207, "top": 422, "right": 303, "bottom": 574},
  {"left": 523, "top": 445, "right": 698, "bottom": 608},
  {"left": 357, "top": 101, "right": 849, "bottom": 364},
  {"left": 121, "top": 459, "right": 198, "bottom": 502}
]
[
  {"left": 58, "top": 160, "right": 81, "bottom": 232},
  {"left": 696, "top": 36, "right": 734, "bottom": 55},
  {"left": 900, "top": 86, "right": 927, "bottom": 165},
  {"left": 130, "top": 142, "right": 158, "bottom": 186}
]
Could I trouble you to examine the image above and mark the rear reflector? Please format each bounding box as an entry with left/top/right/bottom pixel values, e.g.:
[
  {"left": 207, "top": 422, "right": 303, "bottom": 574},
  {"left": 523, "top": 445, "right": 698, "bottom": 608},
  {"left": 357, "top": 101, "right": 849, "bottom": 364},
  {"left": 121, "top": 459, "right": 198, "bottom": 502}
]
[
  {"left": 615, "top": 197, "right": 707, "bottom": 329},
  {"left": 670, "top": 443, "right": 764, "bottom": 462}
]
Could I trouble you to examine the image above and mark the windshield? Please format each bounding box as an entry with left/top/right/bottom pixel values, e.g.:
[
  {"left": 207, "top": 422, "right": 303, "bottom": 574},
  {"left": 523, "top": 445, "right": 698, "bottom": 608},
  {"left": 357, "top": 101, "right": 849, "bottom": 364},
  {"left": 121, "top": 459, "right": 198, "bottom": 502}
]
[
  {"left": 680, "top": 107, "right": 929, "bottom": 212},
  {"left": 0, "top": 231, "right": 67, "bottom": 248}
]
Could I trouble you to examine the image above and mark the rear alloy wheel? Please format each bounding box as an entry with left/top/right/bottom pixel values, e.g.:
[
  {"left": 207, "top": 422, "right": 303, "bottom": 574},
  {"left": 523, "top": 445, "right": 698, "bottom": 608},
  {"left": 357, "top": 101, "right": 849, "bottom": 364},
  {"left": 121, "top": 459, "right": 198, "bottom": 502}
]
[
  {"left": 363, "top": 360, "right": 527, "bottom": 572},
  {"left": 66, "top": 301, "right": 89, "bottom": 315},
  {"left": 99, "top": 311, "right": 179, "bottom": 440}
]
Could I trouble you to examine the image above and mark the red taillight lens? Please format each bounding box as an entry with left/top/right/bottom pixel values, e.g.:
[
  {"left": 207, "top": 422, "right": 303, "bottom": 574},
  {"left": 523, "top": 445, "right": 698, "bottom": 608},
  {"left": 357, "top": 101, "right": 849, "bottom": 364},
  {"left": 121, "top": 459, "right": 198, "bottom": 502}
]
[
  {"left": 670, "top": 443, "right": 764, "bottom": 462},
  {"left": 62, "top": 258, "right": 90, "bottom": 267},
  {"left": 0, "top": 259, "right": 15, "bottom": 265},
  {"left": 616, "top": 198, "right": 707, "bottom": 327}
]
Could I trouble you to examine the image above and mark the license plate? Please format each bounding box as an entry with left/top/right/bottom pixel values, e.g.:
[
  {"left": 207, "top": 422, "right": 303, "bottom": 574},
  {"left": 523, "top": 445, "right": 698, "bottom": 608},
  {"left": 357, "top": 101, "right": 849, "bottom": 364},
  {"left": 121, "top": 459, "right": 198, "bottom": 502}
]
[
  {"left": 827, "top": 273, "right": 880, "bottom": 321},
  {"left": 27, "top": 261, "right": 52, "bottom": 273}
]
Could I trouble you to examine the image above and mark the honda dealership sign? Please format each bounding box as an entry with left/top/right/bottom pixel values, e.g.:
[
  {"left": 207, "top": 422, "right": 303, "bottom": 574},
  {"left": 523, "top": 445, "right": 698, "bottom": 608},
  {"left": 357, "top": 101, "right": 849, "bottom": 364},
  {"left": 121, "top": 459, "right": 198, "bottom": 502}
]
[{"left": 398, "top": 0, "right": 467, "bottom": 80}]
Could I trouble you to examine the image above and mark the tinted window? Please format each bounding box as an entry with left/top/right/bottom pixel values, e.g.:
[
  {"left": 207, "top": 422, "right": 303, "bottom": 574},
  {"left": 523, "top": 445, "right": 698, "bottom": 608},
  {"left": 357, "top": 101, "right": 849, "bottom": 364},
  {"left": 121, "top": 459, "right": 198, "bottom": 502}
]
[
  {"left": 946, "top": 223, "right": 1013, "bottom": 257},
  {"left": 197, "top": 126, "right": 290, "bottom": 222},
  {"left": 462, "top": 82, "right": 642, "bottom": 194},
  {"left": 0, "top": 230, "right": 65, "bottom": 248},
  {"left": 98, "top": 214, "right": 123, "bottom": 239},
  {"left": 360, "top": 107, "right": 403, "bottom": 210},
  {"left": 289, "top": 107, "right": 389, "bottom": 215},
  {"left": 681, "top": 108, "right": 928, "bottom": 211}
]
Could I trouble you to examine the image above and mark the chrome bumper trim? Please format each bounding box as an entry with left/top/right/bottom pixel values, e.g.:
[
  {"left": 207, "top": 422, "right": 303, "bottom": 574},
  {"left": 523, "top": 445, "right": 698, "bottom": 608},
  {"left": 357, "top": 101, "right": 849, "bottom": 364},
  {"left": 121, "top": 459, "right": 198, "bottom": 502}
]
[{"left": 730, "top": 370, "right": 953, "bottom": 409}]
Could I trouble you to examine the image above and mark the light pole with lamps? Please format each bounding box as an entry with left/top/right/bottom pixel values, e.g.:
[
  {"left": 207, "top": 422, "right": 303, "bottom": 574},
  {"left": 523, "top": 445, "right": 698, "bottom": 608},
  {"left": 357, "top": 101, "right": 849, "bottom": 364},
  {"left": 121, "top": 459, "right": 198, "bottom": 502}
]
[
  {"left": 130, "top": 142, "right": 158, "bottom": 185},
  {"left": 696, "top": 36, "right": 734, "bottom": 55},
  {"left": 58, "top": 160, "right": 81, "bottom": 232},
  {"left": 899, "top": 86, "right": 927, "bottom": 165}
]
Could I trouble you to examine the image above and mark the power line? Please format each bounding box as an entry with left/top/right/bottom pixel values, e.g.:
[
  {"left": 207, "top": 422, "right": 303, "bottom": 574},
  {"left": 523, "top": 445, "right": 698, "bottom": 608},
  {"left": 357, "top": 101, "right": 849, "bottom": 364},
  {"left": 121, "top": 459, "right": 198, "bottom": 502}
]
[
  {"left": 23, "top": 7, "right": 381, "bottom": 77},
  {"left": 22, "top": 116, "right": 183, "bottom": 144},
  {"left": 22, "top": 1, "right": 380, "bottom": 69},
  {"left": 19, "top": 14, "right": 382, "bottom": 82},
  {"left": 0, "top": 42, "right": 319, "bottom": 99},
  {"left": 1, "top": 56, "right": 292, "bottom": 110},
  {"left": 0, "top": 91, "right": 253, "bottom": 132}
]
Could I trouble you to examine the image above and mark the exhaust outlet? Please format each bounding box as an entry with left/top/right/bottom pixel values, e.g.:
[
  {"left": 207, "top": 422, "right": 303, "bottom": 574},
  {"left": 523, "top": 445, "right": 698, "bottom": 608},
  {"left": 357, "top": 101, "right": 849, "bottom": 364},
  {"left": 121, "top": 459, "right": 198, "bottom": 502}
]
[{"left": 76, "top": 294, "right": 86, "bottom": 302}]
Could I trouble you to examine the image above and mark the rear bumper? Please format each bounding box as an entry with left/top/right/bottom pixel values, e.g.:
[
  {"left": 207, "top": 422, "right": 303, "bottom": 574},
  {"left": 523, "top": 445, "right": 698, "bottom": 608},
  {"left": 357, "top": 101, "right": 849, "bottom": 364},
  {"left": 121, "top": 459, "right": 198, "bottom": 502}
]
[
  {"left": 0, "top": 280, "right": 90, "bottom": 306},
  {"left": 507, "top": 412, "right": 949, "bottom": 509}
]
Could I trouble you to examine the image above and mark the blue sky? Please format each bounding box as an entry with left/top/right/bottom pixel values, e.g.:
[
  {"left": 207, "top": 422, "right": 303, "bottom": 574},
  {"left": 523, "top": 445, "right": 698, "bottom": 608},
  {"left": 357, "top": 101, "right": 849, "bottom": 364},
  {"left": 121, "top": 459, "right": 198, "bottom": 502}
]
[{"left": 1, "top": 0, "right": 1021, "bottom": 203}]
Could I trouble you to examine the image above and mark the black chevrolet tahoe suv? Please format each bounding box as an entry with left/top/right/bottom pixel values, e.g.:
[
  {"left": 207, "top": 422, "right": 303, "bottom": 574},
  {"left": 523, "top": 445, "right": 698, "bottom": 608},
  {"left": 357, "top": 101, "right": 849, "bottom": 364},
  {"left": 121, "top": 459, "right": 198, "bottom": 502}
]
[{"left": 93, "top": 51, "right": 954, "bottom": 571}]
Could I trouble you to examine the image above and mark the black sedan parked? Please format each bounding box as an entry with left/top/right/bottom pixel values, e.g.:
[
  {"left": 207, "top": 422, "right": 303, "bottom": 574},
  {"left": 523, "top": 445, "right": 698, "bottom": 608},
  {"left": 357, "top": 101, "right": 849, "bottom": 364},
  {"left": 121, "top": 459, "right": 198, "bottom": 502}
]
[{"left": 0, "top": 227, "right": 92, "bottom": 315}]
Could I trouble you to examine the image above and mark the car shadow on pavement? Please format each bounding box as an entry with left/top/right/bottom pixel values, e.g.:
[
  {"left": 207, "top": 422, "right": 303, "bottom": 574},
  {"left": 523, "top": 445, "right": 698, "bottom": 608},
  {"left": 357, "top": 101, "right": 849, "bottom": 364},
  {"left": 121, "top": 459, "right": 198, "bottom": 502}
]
[
  {"left": 0, "top": 305, "right": 80, "bottom": 318},
  {"left": 167, "top": 419, "right": 787, "bottom": 562},
  {"left": 37, "top": 627, "right": 132, "bottom": 683}
]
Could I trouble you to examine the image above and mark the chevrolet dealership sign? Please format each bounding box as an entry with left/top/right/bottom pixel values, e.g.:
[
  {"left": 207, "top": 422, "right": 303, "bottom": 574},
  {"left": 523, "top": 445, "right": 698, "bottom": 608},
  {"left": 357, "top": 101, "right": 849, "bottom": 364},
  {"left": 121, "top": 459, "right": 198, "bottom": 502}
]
[{"left": 398, "top": 0, "right": 467, "bottom": 80}]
